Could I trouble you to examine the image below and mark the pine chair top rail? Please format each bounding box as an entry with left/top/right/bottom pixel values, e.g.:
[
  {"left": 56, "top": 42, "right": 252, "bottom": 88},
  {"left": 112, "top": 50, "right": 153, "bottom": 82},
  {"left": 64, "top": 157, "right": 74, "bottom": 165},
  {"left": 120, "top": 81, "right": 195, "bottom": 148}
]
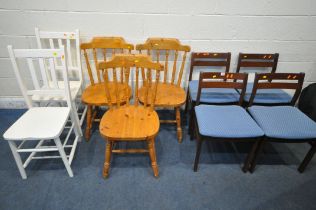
[
  {"left": 136, "top": 38, "right": 191, "bottom": 86},
  {"left": 98, "top": 54, "right": 164, "bottom": 109},
  {"left": 81, "top": 37, "right": 134, "bottom": 50},
  {"left": 248, "top": 72, "right": 305, "bottom": 107},
  {"left": 80, "top": 37, "right": 134, "bottom": 85},
  {"left": 189, "top": 52, "right": 231, "bottom": 81},
  {"left": 196, "top": 72, "right": 248, "bottom": 106},
  {"left": 236, "top": 53, "right": 279, "bottom": 72}
]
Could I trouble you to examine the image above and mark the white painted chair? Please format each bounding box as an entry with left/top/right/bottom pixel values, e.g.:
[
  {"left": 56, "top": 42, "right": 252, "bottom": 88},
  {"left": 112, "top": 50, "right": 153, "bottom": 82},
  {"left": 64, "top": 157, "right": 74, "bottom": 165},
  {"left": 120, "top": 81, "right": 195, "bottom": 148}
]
[
  {"left": 3, "top": 46, "right": 82, "bottom": 179},
  {"left": 35, "top": 27, "right": 87, "bottom": 126}
]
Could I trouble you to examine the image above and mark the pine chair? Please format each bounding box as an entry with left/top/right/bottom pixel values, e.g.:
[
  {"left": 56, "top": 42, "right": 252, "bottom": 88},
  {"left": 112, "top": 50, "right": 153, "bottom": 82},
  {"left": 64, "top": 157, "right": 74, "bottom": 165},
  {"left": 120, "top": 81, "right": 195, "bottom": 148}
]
[
  {"left": 191, "top": 72, "right": 264, "bottom": 172},
  {"left": 81, "top": 37, "right": 134, "bottom": 140},
  {"left": 236, "top": 53, "right": 292, "bottom": 105},
  {"left": 98, "top": 54, "right": 164, "bottom": 178},
  {"left": 136, "top": 38, "right": 191, "bottom": 143},
  {"left": 245, "top": 73, "right": 316, "bottom": 173},
  {"left": 35, "top": 27, "right": 86, "bottom": 126},
  {"left": 4, "top": 46, "right": 82, "bottom": 179}
]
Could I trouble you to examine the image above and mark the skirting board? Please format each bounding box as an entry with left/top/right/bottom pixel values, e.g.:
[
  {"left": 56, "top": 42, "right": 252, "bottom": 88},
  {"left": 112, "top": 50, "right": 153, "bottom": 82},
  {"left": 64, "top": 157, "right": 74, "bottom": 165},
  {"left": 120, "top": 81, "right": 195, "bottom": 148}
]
[{"left": 0, "top": 97, "right": 27, "bottom": 109}]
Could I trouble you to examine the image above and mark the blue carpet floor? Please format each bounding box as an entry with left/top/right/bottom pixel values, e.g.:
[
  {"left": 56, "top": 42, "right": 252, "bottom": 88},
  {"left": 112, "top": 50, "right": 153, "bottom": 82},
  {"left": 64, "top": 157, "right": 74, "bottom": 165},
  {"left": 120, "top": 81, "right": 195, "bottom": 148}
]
[{"left": 0, "top": 109, "right": 315, "bottom": 210}]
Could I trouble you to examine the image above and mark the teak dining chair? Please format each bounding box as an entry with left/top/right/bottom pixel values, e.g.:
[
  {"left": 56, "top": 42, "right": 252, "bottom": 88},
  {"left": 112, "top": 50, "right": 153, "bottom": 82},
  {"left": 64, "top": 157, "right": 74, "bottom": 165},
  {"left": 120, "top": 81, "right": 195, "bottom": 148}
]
[
  {"left": 185, "top": 52, "right": 232, "bottom": 112},
  {"left": 191, "top": 72, "right": 265, "bottom": 172},
  {"left": 136, "top": 38, "right": 191, "bottom": 143},
  {"left": 245, "top": 73, "right": 316, "bottom": 173},
  {"left": 98, "top": 54, "right": 164, "bottom": 178},
  {"left": 236, "top": 53, "right": 292, "bottom": 105},
  {"left": 4, "top": 46, "right": 82, "bottom": 179},
  {"left": 81, "top": 37, "right": 134, "bottom": 140},
  {"left": 35, "top": 27, "right": 86, "bottom": 126}
]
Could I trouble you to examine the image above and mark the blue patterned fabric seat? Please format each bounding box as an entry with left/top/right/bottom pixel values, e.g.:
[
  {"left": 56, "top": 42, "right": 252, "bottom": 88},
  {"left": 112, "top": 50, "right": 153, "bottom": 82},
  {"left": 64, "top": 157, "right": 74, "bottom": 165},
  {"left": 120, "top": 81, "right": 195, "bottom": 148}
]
[
  {"left": 189, "top": 80, "right": 240, "bottom": 104},
  {"left": 248, "top": 106, "right": 316, "bottom": 139},
  {"left": 195, "top": 105, "right": 264, "bottom": 138},
  {"left": 240, "top": 82, "right": 292, "bottom": 104}
]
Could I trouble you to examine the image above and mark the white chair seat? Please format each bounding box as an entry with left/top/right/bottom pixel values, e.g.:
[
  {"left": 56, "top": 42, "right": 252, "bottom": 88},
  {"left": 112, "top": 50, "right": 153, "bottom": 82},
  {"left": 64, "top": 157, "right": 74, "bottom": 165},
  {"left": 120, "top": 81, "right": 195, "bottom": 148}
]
[
  {"left": 32, "top": 81, "right": 81, "bottom": 101},
  {"left": 3, "top": 107, "right": 70, "bottom": 141}
]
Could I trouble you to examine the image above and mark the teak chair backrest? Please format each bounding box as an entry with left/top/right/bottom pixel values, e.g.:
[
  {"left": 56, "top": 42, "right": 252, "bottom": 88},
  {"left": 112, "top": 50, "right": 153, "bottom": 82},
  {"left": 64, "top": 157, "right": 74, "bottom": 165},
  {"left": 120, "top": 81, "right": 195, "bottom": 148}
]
[
  {"left": 81, "top": 37, "right": 134, "bottom": 86},
  {"left": 7, "top": 46, "right": 72, "bottom": 109},
  {"left": 196, "top": 72, "right": 248, "bottom": 106},
  {"left": 98, "top": 54, "right": 164, "bottom": 110},
  {"left": 189, "top": 52, "right": 231, "bottom": 81},
  {"left": 136, "top": 38, "right": 190, "bottom": 86},
  {"left": 248, "top": 72, "right": 305, "bottom": 107},
  {"left": 236, "top": 53, "right": 279, "bottom": 73}
]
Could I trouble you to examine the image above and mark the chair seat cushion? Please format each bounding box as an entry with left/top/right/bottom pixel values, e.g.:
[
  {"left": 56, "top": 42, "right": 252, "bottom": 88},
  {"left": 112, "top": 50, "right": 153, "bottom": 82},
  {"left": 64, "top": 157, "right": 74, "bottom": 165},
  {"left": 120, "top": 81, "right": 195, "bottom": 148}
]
[
  {"left": 189, "top": 80, "right": 240, "bottom": 104},
  {"left": 248, "top": 106, "right": 316, "bottom": 139},
  {"left": 32, "top": 81, "right": 81, "bottom": 101},
  {"left": 3, "top": 107, "right": 70, "bottom": 140},
  {"left": 195, "top": 105, "right": 264, "bottom": 138},
  {"left": 241, "top": 82, "right": 292, "bottom": 104},
  {"left": 99, "top": 106, "right": 160, "bottom": 140}
]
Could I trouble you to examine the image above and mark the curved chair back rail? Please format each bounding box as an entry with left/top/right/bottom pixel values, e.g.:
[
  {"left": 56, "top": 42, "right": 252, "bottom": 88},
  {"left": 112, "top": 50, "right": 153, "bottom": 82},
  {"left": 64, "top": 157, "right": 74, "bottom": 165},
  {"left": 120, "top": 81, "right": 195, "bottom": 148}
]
[
  {"left": 80, "top": 37, "right": 134, "bottom": 86},
  {"left": 248, "top": 72, "right": 305, "bottom": 107},
  {"left": 98, "top": 54, "right": 164, "bottom": 110},
  {"left": 196, "top": 72, "right": 248, "bottom": 106},
  {"left": 189, "top": 52, "right": 231, "bottom": 81},
  {"left": 236, "top": 53, "right": 279, "bottom": 73},
  {"left": 136, "top": 38, "right": 190, "bottom": 86}
]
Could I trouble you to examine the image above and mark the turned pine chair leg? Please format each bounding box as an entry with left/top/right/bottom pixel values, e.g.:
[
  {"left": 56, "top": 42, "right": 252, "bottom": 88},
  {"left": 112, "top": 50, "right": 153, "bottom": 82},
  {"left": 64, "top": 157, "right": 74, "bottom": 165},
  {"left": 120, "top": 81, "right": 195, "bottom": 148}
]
[
  {"left": 103, "top": 140, "right": 112, "bottom": 178},
  {"left": 175, "top": 107, "right": 183, "bottom": 143},
  {"left": 85, "top": 105, "right": 92, "bottom": 141},
  {"left": 147, "top": 138, "right": 159, "bottom": 177},
  {"left": 242, "top": 140, "right": 260, "bottom": 173},
  {"left": 193, "top": 137, "right": 203, "bottom": 172},
  {"left": 298, "top": 142, "right": 316, "bottom": 173}
]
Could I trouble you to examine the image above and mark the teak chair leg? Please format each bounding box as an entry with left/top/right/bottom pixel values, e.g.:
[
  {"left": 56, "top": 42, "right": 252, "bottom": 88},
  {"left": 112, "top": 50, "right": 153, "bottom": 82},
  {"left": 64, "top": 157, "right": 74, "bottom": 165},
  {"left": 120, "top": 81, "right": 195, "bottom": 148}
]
[
  {"left": 189, "top": 108, "right": 195, "bottom": 140},
  {"left": 298, "top": 142, "right": 316, "bottom": 173},
  {"left": 242, "top": 141, "right": 260, "bottom": 173},
  {"left": 85, "top": 105, "right": 92, "bottom": 141},
  {"left": 184, "top": 94, "right": 190, "bottom": 114},
  {"left": 147, "top": 138, "right": 159, "bottom": 177},
  {"left": 175, "top": 107, "right": 183, "bottom": 143},
  {"left": 193, "top": 137, "right": 203, "bottom": 172},
  {"left": 249, "top": 140, "right": 265, "bottom": 173},
  {"left": 103, "top": 140, "right": 113, "bottom": 178}
]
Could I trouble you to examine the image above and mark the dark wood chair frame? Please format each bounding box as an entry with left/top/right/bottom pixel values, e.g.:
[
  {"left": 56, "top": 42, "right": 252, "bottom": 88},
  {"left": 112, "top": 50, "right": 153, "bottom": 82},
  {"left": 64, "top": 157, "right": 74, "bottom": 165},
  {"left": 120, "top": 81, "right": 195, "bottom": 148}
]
[
  {"left": 191, "top": 72, "right": 263, "bottom": 172},
  {"left": 245, "top": 72, "right": 316, "bottom": 173},
  {"left": 185, "top": 52, "right": 233, "bottom": 137}
]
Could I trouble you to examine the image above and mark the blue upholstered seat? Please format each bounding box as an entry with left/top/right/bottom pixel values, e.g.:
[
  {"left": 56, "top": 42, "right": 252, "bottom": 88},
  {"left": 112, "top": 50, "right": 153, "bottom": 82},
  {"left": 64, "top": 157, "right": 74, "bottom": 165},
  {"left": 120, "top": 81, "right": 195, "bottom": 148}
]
[
  {"left": 248, "top": 106, "right": 316, "bottom": 139},
  {"left": 241, "top": 82, "right": 292, "bottom": 104},
  {"left": 189, "top": 80, "right": 240, "bottom": 104},
  {"left": 195, "top": 105, "right": 264, "bottom": 138}
]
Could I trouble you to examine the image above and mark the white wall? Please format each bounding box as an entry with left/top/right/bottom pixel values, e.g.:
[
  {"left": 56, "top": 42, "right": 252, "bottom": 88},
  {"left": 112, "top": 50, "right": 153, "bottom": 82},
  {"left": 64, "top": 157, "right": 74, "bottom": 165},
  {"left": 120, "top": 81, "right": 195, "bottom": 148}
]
[{"left": 0, "top": 0, "right": 316, "bottom": 106}]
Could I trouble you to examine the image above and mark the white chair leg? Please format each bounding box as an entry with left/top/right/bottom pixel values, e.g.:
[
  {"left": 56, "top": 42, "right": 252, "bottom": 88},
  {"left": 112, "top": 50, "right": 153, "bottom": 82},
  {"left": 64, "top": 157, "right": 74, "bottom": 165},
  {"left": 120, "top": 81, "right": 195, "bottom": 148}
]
[
  {"left": 8, "top": 141, "right": 27, "bottom": 179},
  {"left": 71, "top": 101, "right": 83, "bottom": 138},
  {"left": 54, "top": 138, "right": 74, "bottom": 177}
]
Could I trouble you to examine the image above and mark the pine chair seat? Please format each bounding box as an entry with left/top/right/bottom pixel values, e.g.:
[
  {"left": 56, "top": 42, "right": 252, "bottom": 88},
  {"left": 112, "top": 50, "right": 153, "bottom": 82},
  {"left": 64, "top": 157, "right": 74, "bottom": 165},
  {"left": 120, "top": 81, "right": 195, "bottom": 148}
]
[
  {"left": 195, "top": 105, "right": 264, "bottom": 138},
  {"left": 32, "top": 81, "right": 81, "bottom": 101},
  {"left": 82, "top": 82, "right": 131, "bottom": 106},
  {"left": 100, "top": 106, "right": 160, "bottom": 140},
  {"left": 241, "top": 82, "right": 292, "bottom": 104},
  {"left": 189, "top": 80, "right": 240, "bottom": 104},
  {"left": 139, "top": 83, "right": 186, "bottom": 107},
  {"left": 3, "top": 107, "right": 70, "bottom": 140},
  {"left": 248, "top": 106, "right": 316, "bottom": 139}
]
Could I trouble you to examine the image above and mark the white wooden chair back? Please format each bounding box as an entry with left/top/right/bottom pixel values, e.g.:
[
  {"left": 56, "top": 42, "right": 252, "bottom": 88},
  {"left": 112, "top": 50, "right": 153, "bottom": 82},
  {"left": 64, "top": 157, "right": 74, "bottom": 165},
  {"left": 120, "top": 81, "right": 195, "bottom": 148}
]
[
  {"left": 35, "top": 28, "right": 82, "bottom": 85},
  {"left": 7, "top": 46, "right": 73, "bottom": 109}
]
